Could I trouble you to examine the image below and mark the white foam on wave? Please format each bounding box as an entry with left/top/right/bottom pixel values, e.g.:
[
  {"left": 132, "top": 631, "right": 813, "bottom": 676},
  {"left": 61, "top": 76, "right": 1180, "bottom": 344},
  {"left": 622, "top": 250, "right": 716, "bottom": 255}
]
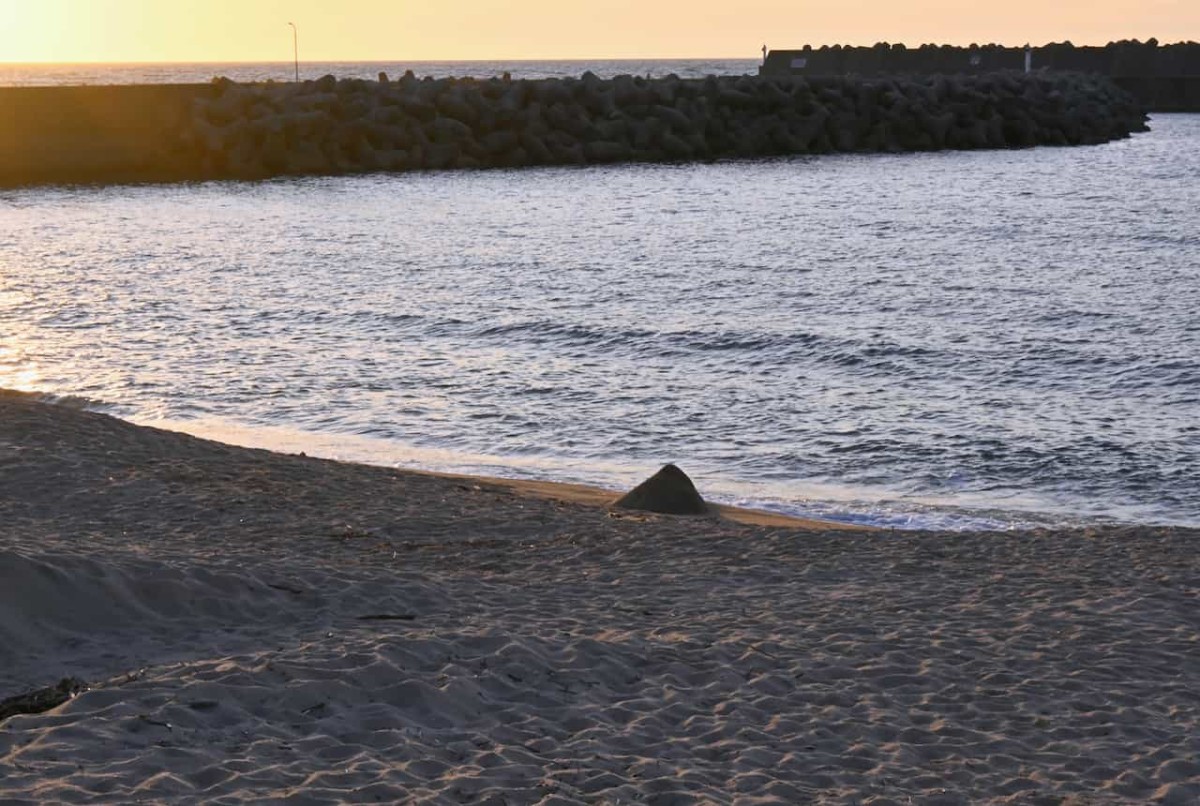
[{"left": 31, "top": 391, "right": 123, "bottom": 413}]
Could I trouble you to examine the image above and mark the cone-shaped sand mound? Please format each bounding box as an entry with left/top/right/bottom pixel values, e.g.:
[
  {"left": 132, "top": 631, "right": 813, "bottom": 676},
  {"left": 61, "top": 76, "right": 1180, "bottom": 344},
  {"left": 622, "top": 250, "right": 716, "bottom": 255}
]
[{"left": 612, "top": 464, "right": 709, "bottom": 515}]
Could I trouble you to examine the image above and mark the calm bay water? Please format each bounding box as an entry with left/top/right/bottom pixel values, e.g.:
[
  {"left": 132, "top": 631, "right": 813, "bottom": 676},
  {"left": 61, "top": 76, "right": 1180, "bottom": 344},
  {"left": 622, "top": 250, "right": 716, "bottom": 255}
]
[{"left": 1, "top": 63, "right": 1196, "bottom": 528}]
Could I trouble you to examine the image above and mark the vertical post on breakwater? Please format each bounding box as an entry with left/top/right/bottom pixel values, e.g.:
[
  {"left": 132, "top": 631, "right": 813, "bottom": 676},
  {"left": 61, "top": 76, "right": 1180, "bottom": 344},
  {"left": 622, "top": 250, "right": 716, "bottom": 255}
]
[{"left": 288, "top": 22, "right": 299, "bottom": 82}]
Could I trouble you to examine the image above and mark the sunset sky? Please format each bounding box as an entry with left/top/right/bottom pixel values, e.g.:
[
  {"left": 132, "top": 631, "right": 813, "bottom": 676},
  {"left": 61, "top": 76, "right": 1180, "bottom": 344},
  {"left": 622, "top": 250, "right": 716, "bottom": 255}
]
[{"left": 1, "top": 0, "right": 1196, "bottom": 62}]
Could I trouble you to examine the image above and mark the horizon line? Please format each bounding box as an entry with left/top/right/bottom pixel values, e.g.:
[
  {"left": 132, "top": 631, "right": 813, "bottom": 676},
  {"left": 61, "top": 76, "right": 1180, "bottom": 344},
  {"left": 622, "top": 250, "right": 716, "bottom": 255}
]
[
  {"left": 3, "top": 38, "right": 1194, "bottom": 67},
  {"left": 1, "top": 55, "right": 760, "bottom": 67}
]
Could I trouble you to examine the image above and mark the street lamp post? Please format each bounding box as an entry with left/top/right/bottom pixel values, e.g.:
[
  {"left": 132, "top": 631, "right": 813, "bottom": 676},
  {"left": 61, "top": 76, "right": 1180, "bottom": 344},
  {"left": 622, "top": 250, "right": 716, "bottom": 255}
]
[{"left": 288, "top": 22, "right": 299, "bottom": 82}]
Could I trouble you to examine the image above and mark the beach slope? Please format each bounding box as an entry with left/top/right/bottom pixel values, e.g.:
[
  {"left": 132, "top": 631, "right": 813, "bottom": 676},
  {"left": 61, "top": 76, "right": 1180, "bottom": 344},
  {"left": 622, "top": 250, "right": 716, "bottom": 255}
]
[{"left": 1, "top": 390, "right": 1197, "bottom": 803}]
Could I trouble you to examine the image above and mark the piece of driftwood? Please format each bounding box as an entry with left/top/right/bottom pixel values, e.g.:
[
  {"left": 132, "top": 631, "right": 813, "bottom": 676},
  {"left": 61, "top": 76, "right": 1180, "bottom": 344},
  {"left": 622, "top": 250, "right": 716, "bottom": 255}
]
[{"left": 0, "top": 677, "right": 88, "bottom": 722}]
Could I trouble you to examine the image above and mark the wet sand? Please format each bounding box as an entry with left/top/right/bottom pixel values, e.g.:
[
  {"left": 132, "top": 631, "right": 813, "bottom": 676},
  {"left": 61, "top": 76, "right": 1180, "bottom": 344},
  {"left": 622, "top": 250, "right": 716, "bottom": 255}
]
[{"left": 1, "top": 389, "right": 1197, "bottom": 803}]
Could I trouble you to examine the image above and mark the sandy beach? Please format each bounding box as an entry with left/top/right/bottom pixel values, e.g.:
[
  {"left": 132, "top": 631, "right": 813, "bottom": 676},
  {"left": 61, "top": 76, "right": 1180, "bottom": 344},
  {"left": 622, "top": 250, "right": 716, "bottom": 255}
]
[{"left": 1, "top": 389, "right": 1197, "bottom": 804}]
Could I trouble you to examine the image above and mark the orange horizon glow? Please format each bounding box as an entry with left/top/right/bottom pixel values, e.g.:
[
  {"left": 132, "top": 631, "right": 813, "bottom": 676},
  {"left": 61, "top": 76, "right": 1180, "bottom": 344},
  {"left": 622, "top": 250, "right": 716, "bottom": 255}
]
[{"left": 1, "top": 1, "right": 1197, "bottom": 64}]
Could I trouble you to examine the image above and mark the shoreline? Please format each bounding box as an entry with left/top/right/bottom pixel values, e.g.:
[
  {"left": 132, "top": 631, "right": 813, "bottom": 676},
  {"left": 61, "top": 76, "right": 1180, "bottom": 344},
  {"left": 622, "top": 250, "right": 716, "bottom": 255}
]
[
  {"left": 29, "top": 393, "right": 1190, "bottom": 532},
  {"left": 129, "top": 410, "right": 878, "bottom": 532},
  {"left": 17, "top": 390, "right": 871, "bottom": 533},
  {"left": 125, "top": 412, "right": 1189, "bottom": 532},
  {"left": 422, "top": 470, "right": 876, "bottom": 531},
  {"left": 0, "top": 386, "right": 873, "bottom": 532},
  {"left": 2, "top": 388, "right": 1197, "bottom": 802}
]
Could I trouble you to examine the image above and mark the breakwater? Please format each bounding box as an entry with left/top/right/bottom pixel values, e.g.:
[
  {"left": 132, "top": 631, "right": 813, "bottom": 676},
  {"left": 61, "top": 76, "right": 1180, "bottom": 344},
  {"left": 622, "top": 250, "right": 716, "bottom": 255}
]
[
  {"left": 0, "top": 71, "right": 1146, "bottom": 187},
  {"left": 762, "top": 41, "right": 1200, "bottom": 112}
]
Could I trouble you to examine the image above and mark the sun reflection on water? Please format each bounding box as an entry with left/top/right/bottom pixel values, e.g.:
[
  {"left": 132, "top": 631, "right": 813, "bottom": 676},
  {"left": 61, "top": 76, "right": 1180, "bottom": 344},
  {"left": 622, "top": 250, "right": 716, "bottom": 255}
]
[{"left": 0, "top": 344, "right": 43, "bottom": 393}]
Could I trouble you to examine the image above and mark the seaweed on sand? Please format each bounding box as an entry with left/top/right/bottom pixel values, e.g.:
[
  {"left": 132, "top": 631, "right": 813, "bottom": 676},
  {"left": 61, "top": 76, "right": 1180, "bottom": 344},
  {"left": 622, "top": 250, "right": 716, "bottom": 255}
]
[{"left": 0, "top": 677, "right": 88, "bottom": 722}]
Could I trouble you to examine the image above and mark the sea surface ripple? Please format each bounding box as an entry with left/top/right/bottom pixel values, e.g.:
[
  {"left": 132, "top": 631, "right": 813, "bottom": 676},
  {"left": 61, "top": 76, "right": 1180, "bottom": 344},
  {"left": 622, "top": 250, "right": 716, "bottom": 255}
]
[{"left": 2, "top": 114, "right": 1197, "bottom": 530}]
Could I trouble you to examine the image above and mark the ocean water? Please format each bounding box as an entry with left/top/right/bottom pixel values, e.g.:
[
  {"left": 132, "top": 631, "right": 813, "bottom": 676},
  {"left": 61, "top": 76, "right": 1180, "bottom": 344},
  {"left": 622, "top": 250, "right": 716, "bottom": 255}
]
[
  {"left": 0, "top": 59, "right": 760, "bottom": 87},
  {"left": 1, "top": 63, "right": 1197, "bottom": 528}
]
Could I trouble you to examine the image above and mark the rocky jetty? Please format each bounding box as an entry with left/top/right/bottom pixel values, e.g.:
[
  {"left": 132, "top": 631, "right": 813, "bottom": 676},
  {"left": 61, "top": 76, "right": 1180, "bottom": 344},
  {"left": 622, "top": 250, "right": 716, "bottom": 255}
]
[
  {"left": 763, "top": 40, "right": 1200, "bottom": 81},
  {"left": 181, "top": 70, "right": 1146, "bottom": 180},
  {"left": 762, "top": 41, "right": 1200, "bottom": 112}
]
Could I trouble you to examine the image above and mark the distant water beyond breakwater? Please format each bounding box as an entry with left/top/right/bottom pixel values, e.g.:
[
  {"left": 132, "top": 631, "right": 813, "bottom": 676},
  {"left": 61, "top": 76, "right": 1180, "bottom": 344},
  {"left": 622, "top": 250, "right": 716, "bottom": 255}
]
[{"left": 0, "top": 70, "right": 1146, "bottom": 187}]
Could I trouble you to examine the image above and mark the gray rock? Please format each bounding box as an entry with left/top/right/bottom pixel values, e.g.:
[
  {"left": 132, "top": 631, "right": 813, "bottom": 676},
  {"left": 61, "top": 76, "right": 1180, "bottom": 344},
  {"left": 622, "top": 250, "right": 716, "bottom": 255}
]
[
  {"left": 613, "top": 465, "right": 708, "bottom": 516},
  {"left": 400, "top": 96, "right": 437, "bottom": 123},
  {"left": 538, "top": 80, "right": 573, "bottom": 106},
  {"left": 519, "top": 131, "right": 553, "bottom": 163},
  {"left": 479, "top": 130, "right": 519, "bottom": 155},
  {"left": 423, "top": 142, "right": 461, "bottom": 169},
  {"left": 285, "top": 141, "right": 331, "bottom": 174},
  {"left": 436, "top": 92, "right": 480, "bottom": 128},
  {"left": 660, "top": 132, "right": 693, "bottom": 159},
  {"left": 584, "top": 140, "right": 631, "bottom": 163},
  {"left": 653, "top": 104, "right": 693, "bottom": 132},
  {"left": 429, "top": 116, "right": 473, "bottom": 143}
]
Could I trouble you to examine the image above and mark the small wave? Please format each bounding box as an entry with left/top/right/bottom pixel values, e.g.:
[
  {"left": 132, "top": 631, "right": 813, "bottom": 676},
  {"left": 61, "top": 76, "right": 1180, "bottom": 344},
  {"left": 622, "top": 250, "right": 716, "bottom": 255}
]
[
  {"left": 471, "top": 318, "right": 836, "bottom": 358},
  {"left": 361, "top": 310, "right": 961, "bottom": 378},
  {"left": 476, "top": 320, "right": 659, "bottom": 348},
  {"left": 30, "top": 391, "right": 120, "bottom": 413}
]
